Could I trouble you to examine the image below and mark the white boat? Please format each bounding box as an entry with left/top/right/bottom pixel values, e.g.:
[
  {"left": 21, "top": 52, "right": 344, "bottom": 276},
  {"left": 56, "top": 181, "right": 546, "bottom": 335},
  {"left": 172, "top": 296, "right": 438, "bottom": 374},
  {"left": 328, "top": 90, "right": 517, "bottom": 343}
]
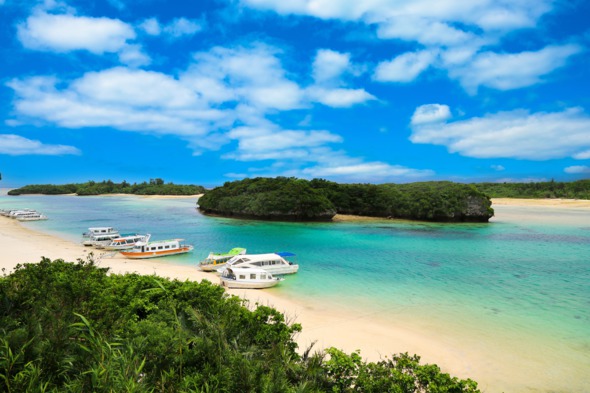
[
  {"left": 2, "top": 209, "right": 35, "bottom": 217},
  {"left": 15, "top": 212, "right": 48, "bottom": 221},
  {"left": 219, "top": 267, "right": 284, "bottom": 289},
  {"left": 82, "top": 227, "right": 119, "bottom": 239},
  {"left": 82, "top": 233, "right": 121, "bottom": 247},
  {"left": 198, "top": 247, "right": 247, "bottom": 272},
  {"left": 220, "top": 252, "right": 299, "bottom": 275},
  {"left": 101, "top": 234, "right": 151, "bottom": 251},
  {"left": 120, "top": 239, "right": 194, "bottom": 259}
]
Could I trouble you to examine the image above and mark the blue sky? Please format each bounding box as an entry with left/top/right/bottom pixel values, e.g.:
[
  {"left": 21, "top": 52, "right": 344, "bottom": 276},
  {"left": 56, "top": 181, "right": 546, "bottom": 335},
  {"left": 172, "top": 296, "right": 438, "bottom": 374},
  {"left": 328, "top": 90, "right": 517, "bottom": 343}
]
[{"left": 1, "top": 0, "right": 589, "bottom": 188}]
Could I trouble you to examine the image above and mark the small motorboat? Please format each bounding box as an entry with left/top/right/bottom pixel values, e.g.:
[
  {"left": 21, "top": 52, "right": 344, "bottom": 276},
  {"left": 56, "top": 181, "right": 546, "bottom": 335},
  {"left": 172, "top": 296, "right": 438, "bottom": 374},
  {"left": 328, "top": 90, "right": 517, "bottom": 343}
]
[
  {"left": 198, "top": 247, "right": 246, "bottom": 271},
  {"left": 219, "top": 267, "right": 284, "bottom": 289},
  {"left": 120, "top": 238, "right": 193, "bottom": 259}
]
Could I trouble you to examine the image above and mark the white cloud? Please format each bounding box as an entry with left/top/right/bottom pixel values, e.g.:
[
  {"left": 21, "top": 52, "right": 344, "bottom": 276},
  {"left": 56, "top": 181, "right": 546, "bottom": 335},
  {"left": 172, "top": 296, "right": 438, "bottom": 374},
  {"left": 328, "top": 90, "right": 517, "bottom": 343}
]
[
  {"left": 411, "top": 104, "right": 451, "bottom": 125},
  {"left": 72, "top": 67, "right": 199, "bottom": 108},
  {"left": 306, "top": 87, "right": 375, "bottom": 108},
  {"left": 450, "top": 44, "right": 583, "bottom": 93},
  {"left": 139, "top": 18, "right": 161, "bottom": 35},
  {"left": 240, "top": 0, "right": 551, "bottom": 41},
  {"left": 491, "top": 165, "right": 505, "bottom": 171},
  {"left": 312, "top": 49, "right": 351, "bottom": 83},
  {"left": 18, "top": 11, "right": 135, "bottom": 54},
  {"left": 564, "top": 166, "right": 590, "bottom": 174},
  {"left": 307, "top": 49, "right": 374, "bottom": 107},
  {"left": 374, "top": 50, "right": 436, "bottom": 83},
  {"left": 226, "top": 126, "right": 342, "bottom": 161},
  {"left": 164, "top": 17, "right": 203, "bottom": 37},
  {"left": 573, "top": 150, "right": 590, "bottom": 160},
  {"left": 376, "top": 17, "right": 477, "bottom": 47},
  {"left": 0, "top": 134, "right": 80, "bottom": 156},
  {"left": 410, "top": 106, "right": 590, "bottom": 160},
  {"left": 7, "top": 71, "right": 229, "bottom": 141},
  {"left": 240, "top": 0, "right": 579, "bottom": 94},
  {"left": 185, "top": 45, "right": 306, "bottom": 111},
  {"left": 302, "top": 162, "right": 433, "bottom": 178},
  {"left": 118, "top": 44, "right": 151, "bottom": 67}
]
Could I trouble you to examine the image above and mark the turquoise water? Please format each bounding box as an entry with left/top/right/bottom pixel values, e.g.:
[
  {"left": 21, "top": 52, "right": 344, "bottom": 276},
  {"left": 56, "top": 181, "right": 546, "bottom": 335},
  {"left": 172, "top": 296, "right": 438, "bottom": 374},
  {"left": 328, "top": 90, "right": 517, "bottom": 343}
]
[{"left": 2, "top": 194, "right": 590, "bottom": 378}]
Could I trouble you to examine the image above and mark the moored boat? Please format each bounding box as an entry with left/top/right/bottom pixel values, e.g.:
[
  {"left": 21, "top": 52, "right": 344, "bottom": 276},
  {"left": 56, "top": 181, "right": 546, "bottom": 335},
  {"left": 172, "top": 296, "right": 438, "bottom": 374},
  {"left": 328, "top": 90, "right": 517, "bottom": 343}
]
[
  {"left": 101, "top": 234, "right": 151, "bottom": 251},
  {"left": 219, "top": 267, "right": 284, "bottom": 289},
  {"left": 198, "top": 247, "right": 246, "bottom": 271},
  {"left": 220, "top": 252, "right": 299, "bottom": 275},
  {"left": 82, "top": 233, "right": 121, "bottom": 247},
  {"left": 12, "top": 211, "right": 48, "bottom": 221},
  {"left": 82, "top": 227, "right": 119, "bottom": 239},
  {"left": 120, "top": 239, "right": 193, "bottom": 259}
]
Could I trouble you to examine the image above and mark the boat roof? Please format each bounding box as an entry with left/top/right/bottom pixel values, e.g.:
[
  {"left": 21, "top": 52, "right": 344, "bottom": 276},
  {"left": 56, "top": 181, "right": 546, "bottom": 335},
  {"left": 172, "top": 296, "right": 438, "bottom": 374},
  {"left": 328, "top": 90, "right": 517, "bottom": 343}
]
[
  {"left": 231, "top": 253, "right": 287, "bottom": 261},
  {"left": 136, "top": 238, "right": 184, "bottom": 246},
  {"left": 225, "top": 267, "right": 273, "bottom": 274},
  {"left": 276, "top": 252, "right": 296, "bottom": 257}
]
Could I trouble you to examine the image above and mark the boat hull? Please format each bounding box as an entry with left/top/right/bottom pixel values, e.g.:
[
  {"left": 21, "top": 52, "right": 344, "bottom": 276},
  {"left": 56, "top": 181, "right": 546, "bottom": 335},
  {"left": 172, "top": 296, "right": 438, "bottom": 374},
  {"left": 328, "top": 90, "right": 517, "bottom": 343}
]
[
  {"left": 120, "top": 246, "right": 193, "bottom": 259},
  {"left": 220, "top": 278, "right": 282, "bottom": 289}
]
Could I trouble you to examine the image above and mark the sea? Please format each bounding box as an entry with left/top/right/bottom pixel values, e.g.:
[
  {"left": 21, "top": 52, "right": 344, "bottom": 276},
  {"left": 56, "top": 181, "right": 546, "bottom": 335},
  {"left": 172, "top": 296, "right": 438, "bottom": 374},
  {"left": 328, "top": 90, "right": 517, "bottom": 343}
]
[{"left": 1, "top": 193, "right": 589, "bottom": 391}]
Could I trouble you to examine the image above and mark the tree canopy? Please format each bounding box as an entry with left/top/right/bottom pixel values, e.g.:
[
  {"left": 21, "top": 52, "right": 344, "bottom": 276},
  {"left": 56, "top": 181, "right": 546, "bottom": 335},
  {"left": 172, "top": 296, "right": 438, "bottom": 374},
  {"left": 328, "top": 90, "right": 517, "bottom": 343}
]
[
  {"left": 7, "top": 179, "right": 205, "bottom": 196},
  {"left": 0, "top": 258, "right": 480, "bottom": 392},
  {"left": 199, "top": 177, "right": 494, "bottom": 222}
]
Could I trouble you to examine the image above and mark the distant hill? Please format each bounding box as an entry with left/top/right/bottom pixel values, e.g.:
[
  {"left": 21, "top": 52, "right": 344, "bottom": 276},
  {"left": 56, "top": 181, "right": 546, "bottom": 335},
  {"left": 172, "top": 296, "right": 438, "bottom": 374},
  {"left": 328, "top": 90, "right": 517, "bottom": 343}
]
[
  {"left": 198, "top": 177, "right": 494, "bottom": 222},
  {"left": 7, "top": 179, "right": 205, "bottom": 196}
]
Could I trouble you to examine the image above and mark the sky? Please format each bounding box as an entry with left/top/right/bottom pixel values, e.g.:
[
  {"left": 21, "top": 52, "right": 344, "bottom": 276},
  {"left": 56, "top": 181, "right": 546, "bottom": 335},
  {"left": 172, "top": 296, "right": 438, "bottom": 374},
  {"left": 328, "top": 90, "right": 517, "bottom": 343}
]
[{"left": 1, "top": 0, "right": 589, "bottom": 188}]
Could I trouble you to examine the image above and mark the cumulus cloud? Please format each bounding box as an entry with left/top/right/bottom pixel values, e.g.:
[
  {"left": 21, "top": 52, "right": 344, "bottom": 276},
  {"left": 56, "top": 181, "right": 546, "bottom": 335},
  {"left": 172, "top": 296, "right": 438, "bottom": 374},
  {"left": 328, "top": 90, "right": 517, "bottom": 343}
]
[
  {"left": 307, "top": 49, "right": 374, "bottom": 107},
  {"left": 239, "top": 0, "right": 580, "bottom": 93},
  {"left": 18, "top": 11, "right": 135, "bottom": 54},
  {"left": 306, "top": 87, "right": 375, "bottom": 108},
  {"left": 0, "top": 134, "right": 80, "bottom": 155},
  {"left": 312, "top": 49, "right": 352, "bottom": 83},
  {"left": 450, "top": 44, "right": 583, "bottom": 93},
  {"left": 573, "top": 150, "right": 590, "bottom": 160},
  {"left": 185, "top": 45, "right": 305, "bottom": 111},
  {"left": 374, "top": 50, "right": 437, "bottom": 83},
  {"left": 225, "top": 125, "right": 343, "bottom": 161},
  {"left": 564, "top": 166, "right": 590, "bottom": 174},
  {"left": 411, "top": 104, "right": 451, "bottom": 125},
  {"left": 410, "top": 106, "right": 590, "bottom": 160},
  {"left": 140, "top": 17, "right": 204, "bottom": 38}
]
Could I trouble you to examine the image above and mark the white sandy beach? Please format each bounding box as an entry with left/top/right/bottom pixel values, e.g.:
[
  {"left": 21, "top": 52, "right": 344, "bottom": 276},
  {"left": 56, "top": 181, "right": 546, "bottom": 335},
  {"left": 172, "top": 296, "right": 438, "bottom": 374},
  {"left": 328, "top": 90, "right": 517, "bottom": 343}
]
[{"left": 1, "top": 197, "right": 589, "bottom": 393}]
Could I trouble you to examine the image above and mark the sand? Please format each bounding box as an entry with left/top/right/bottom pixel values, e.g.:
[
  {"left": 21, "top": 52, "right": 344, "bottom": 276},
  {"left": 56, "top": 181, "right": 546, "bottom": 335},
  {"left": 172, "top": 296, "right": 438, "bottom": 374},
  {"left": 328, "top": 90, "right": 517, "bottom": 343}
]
[{"left": 1, "top": 197, "right": 589, "bottom": 392}]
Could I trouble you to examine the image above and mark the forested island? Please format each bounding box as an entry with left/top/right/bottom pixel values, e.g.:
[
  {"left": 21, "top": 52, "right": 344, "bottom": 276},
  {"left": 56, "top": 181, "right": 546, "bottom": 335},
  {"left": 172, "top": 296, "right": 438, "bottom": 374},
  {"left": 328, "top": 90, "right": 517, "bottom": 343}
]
[
  {"left": 7, "top": 179, "right": 205, "bottom": 196},
  {"left": 0, "top": 258, "right": 480, "bottom": 392},
  {"left": 198, "top": 177, "right": 494, "bottom": 222}
]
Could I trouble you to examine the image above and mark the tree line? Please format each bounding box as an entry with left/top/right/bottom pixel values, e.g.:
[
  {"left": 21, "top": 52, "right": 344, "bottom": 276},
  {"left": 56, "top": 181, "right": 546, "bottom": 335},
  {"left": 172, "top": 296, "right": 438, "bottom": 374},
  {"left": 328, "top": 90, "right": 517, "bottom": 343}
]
[
  {"left": 7, "top": 179, "right": 206, "bottom": 196},
  {"left": 0, "top": 258, "right": 480, "bottom": 392},
  {"left": 472, "top": 179, "right": 590, "bottom": 199},
  {"left": 198, "top": 177, "right": 494, "bottom": 222}
]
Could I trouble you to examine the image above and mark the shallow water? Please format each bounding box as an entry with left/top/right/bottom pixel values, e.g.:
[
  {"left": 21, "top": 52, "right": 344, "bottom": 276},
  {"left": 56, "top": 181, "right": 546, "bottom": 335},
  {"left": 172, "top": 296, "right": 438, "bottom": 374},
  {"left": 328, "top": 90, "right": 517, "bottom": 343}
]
[{"left": 2, "top": 194, "right": 589, "bottom": 390}]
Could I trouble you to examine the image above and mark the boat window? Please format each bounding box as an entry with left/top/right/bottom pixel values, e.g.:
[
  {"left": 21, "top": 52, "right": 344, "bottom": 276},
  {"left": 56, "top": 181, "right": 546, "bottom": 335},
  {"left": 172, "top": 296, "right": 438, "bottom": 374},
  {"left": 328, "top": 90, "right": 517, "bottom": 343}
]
[
  {"left": 261, "top": 274, "right": 266, "bottom": 279},
  {"left": 239, "top": 275, "right": 246, "bottom": 280},
  {"left": 250, "top": 274, "right": 256, "bottom": 279},
  {"left": 158, "top": 246, "right": 163, "bottom": 250},
  {"left": 253, "top": 262, "right": 261, "bottom": 266}
]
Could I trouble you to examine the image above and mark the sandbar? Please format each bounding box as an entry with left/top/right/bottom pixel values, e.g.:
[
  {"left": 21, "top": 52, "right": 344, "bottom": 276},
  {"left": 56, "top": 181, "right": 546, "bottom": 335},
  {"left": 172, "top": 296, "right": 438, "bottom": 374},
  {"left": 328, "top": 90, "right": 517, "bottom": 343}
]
[{"left": 1, "top": 197, "right": 589, "bottom": 393}]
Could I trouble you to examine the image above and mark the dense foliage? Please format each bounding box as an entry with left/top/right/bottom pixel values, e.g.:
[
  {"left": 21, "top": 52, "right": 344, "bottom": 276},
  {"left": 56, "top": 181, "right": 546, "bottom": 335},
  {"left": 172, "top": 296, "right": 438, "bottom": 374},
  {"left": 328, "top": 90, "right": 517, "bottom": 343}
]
[
  {"left": 7, "top": 179, "right": 205, "bottom": 196},
  {"left": 198, "top": 177, "right": 336, "bottom": 221},
  {"left": 0, "top": 258, "right": 480, "bottom": 392},
  {"left": 199, "top": 177, "right": 493, "bottom": 222},
  {"left": 473, "top": 179, "right": 590, "bottom": 199}
]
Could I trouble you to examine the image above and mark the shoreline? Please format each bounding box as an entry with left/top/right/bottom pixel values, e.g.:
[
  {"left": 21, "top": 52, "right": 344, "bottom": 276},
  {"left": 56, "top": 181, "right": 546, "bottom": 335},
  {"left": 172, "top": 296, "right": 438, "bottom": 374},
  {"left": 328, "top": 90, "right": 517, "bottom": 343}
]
[{"left": 1, "top": 197, "right": 589, "bottom": 392}]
